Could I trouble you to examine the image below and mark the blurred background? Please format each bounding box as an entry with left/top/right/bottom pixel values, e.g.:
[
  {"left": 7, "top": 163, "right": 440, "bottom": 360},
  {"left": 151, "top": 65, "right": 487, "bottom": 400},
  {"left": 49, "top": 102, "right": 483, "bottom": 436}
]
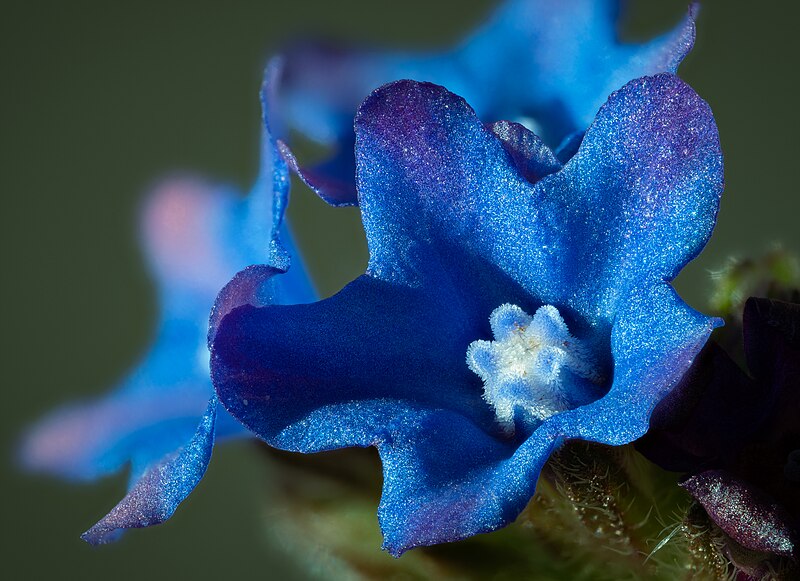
[{"left": 2, "top": 1, "right": 798, "bottom": 579}]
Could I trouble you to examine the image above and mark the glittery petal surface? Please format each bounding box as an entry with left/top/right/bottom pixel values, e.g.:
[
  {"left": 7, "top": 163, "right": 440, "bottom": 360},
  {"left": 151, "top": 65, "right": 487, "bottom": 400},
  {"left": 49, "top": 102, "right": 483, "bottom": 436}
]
[
  {"left": 278, "top": 0, "right": 697, "bottom": 203},
  {"left": 211, "top": 77, "right": 722, "bottom": 553},
  {"left": 681, "top": 470, "right": 798, "bottom": 558},
  {"left": 213, "top": 279, "right": 569, "bottom": 556},
  {"left": 80, "top": 397, "right": 218, "bottom": 545},
  {"left": 549, "top": 280, "right": 718, "bottom": 446},
  {"left": 355, "top": 76, "right": 722, "bottom": 321},
  {"left": 544, "top": 72, "right": 723, "bottom": 320}
]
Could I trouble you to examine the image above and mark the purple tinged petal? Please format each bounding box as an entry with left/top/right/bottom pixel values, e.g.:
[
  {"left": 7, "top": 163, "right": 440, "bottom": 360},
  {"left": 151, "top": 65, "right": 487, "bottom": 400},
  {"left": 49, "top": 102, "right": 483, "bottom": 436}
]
[
  {"left": 681, "top": 470, "right": 798, "bottom": 558},
  {"left": 640, "top": 297, "right": 799, "bottom": 524},
  {"left": 486, "top": 121, "right": 562, "bottom": 184},
  {"left": 279, "top": 136, "right": 359, "bottom": 207},
  {"left": 354, "top": 76, "right": 722, "bottom": 320},
  {"left": 278, "top": 0, "right": 698, "bottom": 204},
  {"left": 81, "top": 397, "right": 218, "bottom": 545},
  {"left": 213, "top": 76, "right": 723, "bottom": 554},
  {"left": 208, "top": 264, "right": 286, "bottom": 345},
  {"left": 553, "top": 73, "right": 723, "bottom": 318}
]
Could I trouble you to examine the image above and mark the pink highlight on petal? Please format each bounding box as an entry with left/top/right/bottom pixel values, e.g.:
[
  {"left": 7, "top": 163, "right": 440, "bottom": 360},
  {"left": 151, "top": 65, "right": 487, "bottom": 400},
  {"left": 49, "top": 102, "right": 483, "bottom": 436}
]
[
  {"left": 20, "top": 387, "right": 209, "bottom": 480},
  {"left": 141, "top": 177, "right": 237, "bottom": 297}
]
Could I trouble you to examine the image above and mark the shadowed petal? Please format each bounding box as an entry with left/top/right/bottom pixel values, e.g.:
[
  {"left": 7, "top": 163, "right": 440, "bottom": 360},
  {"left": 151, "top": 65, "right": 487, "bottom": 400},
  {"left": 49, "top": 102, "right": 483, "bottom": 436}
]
[
  {"left": 636, "top": 341, "right": 762, "bottom": 472},
  {"left": 743, "top": 298, "right": 800, "bottom": 391},
  {"left": 639, "top": 297, "right": 799, "bottom": 526},
  {"left": 208, "top": 264, "right": 287, "bottom": 344},
  {"left": 486, "top": 121, "right": 562, "bottom": 183},
  {"left": 376, "top": 408, "right": 562, "bottom": 556},
  {"left": 213, "top": 278, "right": 572, "bottom": 555},
  {"left": 212, "top": 275, "right": 498, "bottom": 444},
  {"left": 280, "top": 135, "right": 360, "bottom": 207}
]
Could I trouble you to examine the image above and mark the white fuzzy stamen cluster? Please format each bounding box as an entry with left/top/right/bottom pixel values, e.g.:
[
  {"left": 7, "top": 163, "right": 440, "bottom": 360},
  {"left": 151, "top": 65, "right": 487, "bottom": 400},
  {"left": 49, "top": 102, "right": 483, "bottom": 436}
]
[{"left": 467, "top": 304, "right": 602, "bottom": 433}]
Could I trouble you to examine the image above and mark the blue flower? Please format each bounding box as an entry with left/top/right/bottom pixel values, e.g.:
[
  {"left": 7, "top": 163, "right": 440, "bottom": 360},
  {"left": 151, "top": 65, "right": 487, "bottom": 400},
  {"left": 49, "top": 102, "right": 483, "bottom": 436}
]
[
  {"left": 19, "top": 64, "right": 315, "bottom": 544},
  {"left": 210, "top": 74, "right": 723, "bottom": 555},
  {"left": 276, "top": 0, "right": 698, "bottom": 205}
]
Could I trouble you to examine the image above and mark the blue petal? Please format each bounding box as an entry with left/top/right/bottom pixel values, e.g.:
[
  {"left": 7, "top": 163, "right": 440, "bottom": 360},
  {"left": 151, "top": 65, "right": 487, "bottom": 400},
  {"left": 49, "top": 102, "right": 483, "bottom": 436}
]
[
  {"left": 462, "top": 0, "right": 698, "bottom": 140},
  {"left": 213, "top": 284, "right": 716, "bottom": 555},
  {"left": 355, "top": 76, "right": 722, "bottom": 322},
  {"left": 542, "top": 73, "right": 724, "bottom": 322},
  {"left": 21, "top": 61, "right": 316, "bottom": 541},
  {"left": 212, "top": 76, "right": 721, "bottom": 553},
  {"left": 553, "top": 130, "right": 584, "bottom": 164},
  {"left": 212, "top": 280, "right": 563, "bottom": 556},
  {"left": 80, "top": 397, "right": 218, "bottom": 545},
  {"left": 22, "top": 170, "right": 314, "bottom": 481},
  {"left": 375, "top": 407, "right": 561, "bottom": 556},
  {"left": 20, "top": 357, "right": 210, "bottom": 482},
  {"left": 212, "top": 275, "right": 499, "bottom": 444},
  {"left": 20, "top": 180, "right": 242, "bottom": 483},
  {"left": 278, "top": 0, "right": 697, "bottom": 203},
  {"left": 550, "top": 280, "right": 719, "bottom": 445}
]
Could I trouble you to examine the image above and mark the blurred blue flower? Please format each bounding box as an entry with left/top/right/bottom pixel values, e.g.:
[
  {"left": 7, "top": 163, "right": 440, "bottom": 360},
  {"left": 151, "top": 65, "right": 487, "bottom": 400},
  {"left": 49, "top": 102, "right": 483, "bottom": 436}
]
[
  {"left": 20, "top": 65, "right": 315, "bottom": 544},
  {"left": 210, "top": 74, "right": 723, "bottom": 555},
  {"left": 276, "top": 0, "right": 698, "bottom": 204}
]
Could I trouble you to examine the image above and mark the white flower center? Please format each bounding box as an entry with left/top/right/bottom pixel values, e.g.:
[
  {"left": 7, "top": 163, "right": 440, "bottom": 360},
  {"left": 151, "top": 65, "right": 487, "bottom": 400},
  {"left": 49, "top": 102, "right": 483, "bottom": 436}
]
[{"left": 466, "top": 304, "right": 603, "bottom": 433}]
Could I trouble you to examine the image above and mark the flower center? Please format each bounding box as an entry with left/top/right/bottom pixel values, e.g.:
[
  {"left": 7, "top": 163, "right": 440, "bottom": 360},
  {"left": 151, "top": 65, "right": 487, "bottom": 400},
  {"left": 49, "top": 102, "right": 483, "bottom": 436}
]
[{"left": 466, "top": 304, "right": 603, "bottom": 433}]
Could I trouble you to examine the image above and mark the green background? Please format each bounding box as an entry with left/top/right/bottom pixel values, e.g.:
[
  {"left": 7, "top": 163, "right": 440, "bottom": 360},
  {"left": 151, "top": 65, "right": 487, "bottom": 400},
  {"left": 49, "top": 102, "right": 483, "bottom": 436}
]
[{"left": 2, "top": 1, "right": 798, "bottom": 579}]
